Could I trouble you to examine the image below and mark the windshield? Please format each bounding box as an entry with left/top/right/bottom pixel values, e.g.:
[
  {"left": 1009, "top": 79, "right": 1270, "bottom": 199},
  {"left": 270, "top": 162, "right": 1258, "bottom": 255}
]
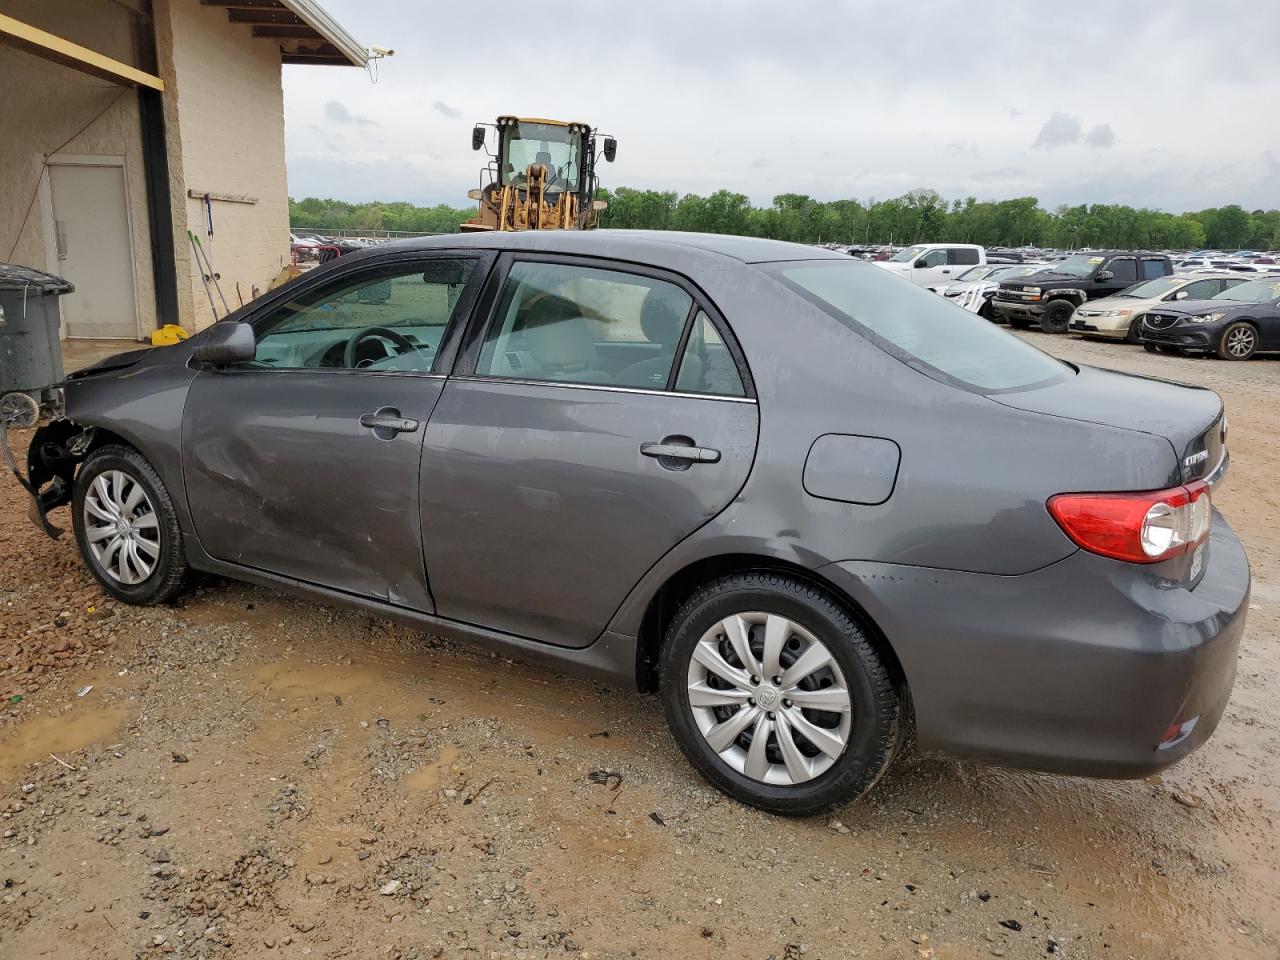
[
  {"left": 1041, "top": 254, "right": 1105, "bottom": 277},
  {"left": 889, "top": 246, "right": 926, "bottom": 263},
  {"left": 1213, "top": 279, "right": 1280, "bottom": 303},
  {"left": 956, "top": 265, "right": 997, "bottom": 281},
  {"left": 772, "top": 261, "right": 1068, "bottom": 393},
  {"left": 501, "top": 121, "right": 581, "bottom": 191},
  {"left": 1117, "top": 276, "right": 1184, "bottom": 299}
]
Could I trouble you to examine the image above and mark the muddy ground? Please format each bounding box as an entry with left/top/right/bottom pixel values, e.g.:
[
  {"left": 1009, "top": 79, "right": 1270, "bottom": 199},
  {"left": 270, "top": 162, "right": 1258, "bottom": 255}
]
[{"left": 1, "top": 334, "right": 1277, "bottom": 960}]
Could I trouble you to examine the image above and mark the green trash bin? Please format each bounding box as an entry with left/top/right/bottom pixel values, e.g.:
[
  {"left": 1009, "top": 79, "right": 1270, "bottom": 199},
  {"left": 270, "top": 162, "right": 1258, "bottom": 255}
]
[{"left": 0, "top": 264, "right": 73, "bottom": 428}]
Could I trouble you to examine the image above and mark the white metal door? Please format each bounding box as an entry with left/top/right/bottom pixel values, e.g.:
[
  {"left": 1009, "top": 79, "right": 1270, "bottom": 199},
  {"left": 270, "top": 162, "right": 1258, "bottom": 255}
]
[{"left": 48, "top": 163, "right": 139, "bottom": 340}]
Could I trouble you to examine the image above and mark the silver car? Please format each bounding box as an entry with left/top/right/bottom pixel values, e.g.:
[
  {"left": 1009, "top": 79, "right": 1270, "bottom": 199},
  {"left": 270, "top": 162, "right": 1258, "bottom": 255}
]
[{"left": 12, "top": 231, "right": 1249, "bottom": 815}]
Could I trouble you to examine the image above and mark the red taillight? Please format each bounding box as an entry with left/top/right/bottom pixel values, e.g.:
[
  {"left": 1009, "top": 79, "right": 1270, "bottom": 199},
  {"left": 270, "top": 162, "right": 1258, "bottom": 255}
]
[{"left": 1047, "top": 480, "right": 1211, "bottom": 564}]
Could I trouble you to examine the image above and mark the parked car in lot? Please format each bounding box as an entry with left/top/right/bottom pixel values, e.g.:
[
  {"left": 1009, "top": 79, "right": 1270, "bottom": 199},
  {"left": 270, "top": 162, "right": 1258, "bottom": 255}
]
[
  {"left": 993, "top": 251, "right": 1174, "bottom": 333},
  {"left": 13, "top": 231, "right": 1248, "bottom": 815},
  {"left": 935, "top": 264, "right": 1045, "bottom": 318},
  {"left": 874, "top": 243, "right": 986, "bottom": 288},
  {"left": 1142, "top": 277, "right": 1280, "bottom": 360},
  {"left": 1070, "top": 273, "right": 1249, "bottom": 343}
]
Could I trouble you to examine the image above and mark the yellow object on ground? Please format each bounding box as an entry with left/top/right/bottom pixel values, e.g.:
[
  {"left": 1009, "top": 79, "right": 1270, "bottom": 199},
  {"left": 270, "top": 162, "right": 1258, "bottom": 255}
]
[{"left": 150, "top": 324, "right": 190, "bottom": 346}]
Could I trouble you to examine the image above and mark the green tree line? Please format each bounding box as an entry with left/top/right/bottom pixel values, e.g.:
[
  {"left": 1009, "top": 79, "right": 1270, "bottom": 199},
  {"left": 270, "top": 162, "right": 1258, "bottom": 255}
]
[{"left": 291, "top": 189, "right": 1280, "bottom": 250}]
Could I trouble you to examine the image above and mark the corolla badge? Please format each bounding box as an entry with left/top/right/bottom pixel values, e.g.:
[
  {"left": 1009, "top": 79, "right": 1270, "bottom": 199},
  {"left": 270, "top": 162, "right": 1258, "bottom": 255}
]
[{"left": 1184, "top": 450, "right": 1209, "bottom": 469}]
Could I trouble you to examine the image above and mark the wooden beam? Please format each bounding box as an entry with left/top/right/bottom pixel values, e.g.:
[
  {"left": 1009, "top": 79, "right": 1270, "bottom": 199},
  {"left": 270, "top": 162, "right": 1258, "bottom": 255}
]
[
  {"left": 187, "top": 188, "right": 259, "bottom": 204},
  {"left": 281, "top": 53, "right": 352, "bottom": 65},
  {"left": 227, "top": 8, "right": 304, "bottom": 25},
  {"left": 0, "top": 13, "right": 164, "bottom": 90},
  {"left": 200, "top": 0, "right": 287, "bottom": 9},
  {"left": 251, "top": 24, "right": 319, "bottom": 39}
]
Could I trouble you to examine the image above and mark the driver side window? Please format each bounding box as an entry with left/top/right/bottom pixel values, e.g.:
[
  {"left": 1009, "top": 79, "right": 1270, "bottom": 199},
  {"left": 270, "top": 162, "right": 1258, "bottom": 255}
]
[
  {"left": 252, "top": 258, "right": 477, "bottom": 372},
  {"left": 918, "top": 249, "right": 947, "bottom": 268}
]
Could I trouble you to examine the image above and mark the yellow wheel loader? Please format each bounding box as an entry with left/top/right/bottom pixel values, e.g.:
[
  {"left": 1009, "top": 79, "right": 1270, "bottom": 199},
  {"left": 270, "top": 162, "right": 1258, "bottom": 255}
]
[{"left": 462, "top": 116, "right": 616, "bottom": 232}]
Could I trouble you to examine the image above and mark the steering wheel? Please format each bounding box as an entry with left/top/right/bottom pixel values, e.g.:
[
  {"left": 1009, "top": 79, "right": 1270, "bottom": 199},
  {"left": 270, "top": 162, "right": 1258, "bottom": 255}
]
[{"left": 343, "top": 326, "right": 415, "bottom": 368}]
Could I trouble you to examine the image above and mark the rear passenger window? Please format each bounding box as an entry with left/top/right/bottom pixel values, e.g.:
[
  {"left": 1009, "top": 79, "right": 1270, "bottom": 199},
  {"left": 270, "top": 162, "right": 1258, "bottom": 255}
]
[
  {"left": 948, "top": 248, "right": 980, "bottom": 266},
  {"left": 675, "top": 311, "right": 746, "bottom": 398},
  {"left": 1140, "top": 259, "right": 1167, "bottom": 280},
  {"left": 1181, "top": 279, "right": 1220, "bottom": 299},
  {"left": 475, "top": 261, "right": 693, "bottom": 389},
  {"left": 1108, "top": 259, "right": 1138, "bottom": 282}
]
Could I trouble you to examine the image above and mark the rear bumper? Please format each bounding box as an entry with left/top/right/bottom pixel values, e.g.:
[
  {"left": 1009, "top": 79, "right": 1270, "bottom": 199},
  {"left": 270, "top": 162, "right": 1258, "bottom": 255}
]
[{"left": 821, "top": 511, "right": 1249, "bottom": 778}]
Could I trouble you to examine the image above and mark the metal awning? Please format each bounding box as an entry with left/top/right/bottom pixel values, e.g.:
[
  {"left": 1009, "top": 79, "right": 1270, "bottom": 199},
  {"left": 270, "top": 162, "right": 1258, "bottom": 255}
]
[{"left": 200, "top": 0, "right": 368, "bottom": 66}]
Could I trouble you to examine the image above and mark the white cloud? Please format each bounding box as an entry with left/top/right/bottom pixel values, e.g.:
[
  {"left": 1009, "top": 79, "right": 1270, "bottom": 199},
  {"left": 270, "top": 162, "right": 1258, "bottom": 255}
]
[
  {"left": 1086, "top": 123, "right": 1116, "bottom": 149},
  {"left": 1032, "top": 113, "right": 1082, "bottom": 150}
]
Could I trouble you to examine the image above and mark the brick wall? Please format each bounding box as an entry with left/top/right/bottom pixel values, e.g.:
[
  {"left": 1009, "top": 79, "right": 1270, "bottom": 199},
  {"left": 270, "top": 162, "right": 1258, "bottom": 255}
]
[{"left": 156, "top": 0, "right": 292, "bottom": 330}]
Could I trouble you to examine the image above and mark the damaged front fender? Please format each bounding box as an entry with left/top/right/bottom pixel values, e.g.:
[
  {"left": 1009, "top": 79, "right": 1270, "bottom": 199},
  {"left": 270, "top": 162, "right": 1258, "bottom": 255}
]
[{"left": 0, "top": 419, "right": 94, "bottom": 539}]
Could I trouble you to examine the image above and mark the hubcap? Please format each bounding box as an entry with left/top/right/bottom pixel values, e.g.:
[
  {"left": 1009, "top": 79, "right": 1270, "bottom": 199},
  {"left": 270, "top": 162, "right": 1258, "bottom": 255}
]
[
  {"left": 1226, "top": 327, "right": 1254, "bottom": 357},
  {"left": 686, "top": 613, "right": 852, "bottom": 786},
  {"left": 83, "top": 470, "right": 160, "bottom": 585}
]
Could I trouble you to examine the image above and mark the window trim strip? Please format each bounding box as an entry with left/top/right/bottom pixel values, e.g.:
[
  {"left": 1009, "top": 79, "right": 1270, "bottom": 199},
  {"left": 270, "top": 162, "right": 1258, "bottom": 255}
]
[{"left": 449, "top": 374, "right": 758, "bottom": 404}]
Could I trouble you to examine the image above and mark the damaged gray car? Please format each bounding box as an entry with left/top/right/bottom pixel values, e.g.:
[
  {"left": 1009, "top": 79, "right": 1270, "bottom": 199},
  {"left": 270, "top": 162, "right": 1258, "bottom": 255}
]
[{"left": 6, "top": 231, "right": 1250, "bottom": 815}]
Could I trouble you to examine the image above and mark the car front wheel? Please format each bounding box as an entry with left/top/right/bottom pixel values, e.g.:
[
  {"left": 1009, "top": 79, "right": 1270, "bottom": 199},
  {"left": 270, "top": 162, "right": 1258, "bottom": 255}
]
[
  {"left": 1217, "top": 321, "right": 1258, "bottom": 361},
  {"left": 1038, "top": 300, "right": 1074, "bottom": 334},
  {"left": 660, "top": 571, "right": 903, "bottom": 816},
  {"left": 1126, "top": 316, "right": 1145, "bottom": 344},
  {"left": 72, "top": 444, "right": 187, "bottom": 605}
]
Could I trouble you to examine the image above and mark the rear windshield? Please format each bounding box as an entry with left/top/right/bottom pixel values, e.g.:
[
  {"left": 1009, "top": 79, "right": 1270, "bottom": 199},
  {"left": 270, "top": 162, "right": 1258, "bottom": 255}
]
[
  {"left": 1213, "top": 279, "right": 1280, "bottom": 303},
  {"left": 769, "top": 260, "right": 1069, "bottom": 393}
]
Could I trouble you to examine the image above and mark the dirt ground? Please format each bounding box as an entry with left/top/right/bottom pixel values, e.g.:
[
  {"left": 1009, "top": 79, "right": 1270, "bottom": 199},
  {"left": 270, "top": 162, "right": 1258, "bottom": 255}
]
[{"left": 1, "top": 334, "right": 1277, "bottom": 960}]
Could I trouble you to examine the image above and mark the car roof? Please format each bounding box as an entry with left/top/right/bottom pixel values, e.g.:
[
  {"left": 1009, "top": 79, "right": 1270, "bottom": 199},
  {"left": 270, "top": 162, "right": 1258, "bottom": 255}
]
[{"left": 381, "top": 230, "right": 848, "bottom": 265}]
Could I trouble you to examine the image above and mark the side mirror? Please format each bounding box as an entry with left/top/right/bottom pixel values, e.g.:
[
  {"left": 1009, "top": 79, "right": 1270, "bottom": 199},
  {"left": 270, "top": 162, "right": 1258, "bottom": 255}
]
[
  {"left": 1096, "top": 270, "right": 1114, "bottom": 281},
  {"left": 192, "top": 321, "right": 255, "bottom": 366},
  {"left": 1174, "top": 290, "right": 1189, "bottom": 300},
  {"left": 602, "top": 137, "right": 617, "bottom": 162},
  {"left": 913, "top": 259, "right": 929, "bottom": 268},
  {"left": 471, "top": 125, "right": 486, "bottom": 151}
]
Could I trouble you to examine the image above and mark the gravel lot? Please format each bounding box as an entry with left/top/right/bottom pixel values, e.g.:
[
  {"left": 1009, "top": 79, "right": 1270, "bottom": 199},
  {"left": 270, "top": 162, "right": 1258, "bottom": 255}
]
[{"left": 1, "top": 333, "right": 1277, "bottom": 960}]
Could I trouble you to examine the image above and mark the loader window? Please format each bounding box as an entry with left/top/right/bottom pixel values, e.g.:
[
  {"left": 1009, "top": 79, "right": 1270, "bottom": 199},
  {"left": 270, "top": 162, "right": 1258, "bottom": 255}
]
[{"left": 503, "top": 121, "right": 581, "bottom": 191}]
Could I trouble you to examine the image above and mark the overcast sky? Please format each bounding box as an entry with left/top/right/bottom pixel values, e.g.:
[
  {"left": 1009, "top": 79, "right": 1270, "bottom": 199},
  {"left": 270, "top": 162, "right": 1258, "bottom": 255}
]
[{"left": 282, "top": 0, "right": 1280, "bottom": 213}]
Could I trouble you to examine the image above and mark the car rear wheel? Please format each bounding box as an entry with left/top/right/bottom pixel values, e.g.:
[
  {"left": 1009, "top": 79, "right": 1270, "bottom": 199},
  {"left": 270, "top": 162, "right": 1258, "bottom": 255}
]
[
  {"left": 1126, "top": 316, "right": 1145, "bottom": 344},
  {"left": 659, "top": 571, "right": 903, "bottom": 816},
  {"left": 72, "top": 445, "right": 187, "bottom": 605},
  {"left": 1217, "top": 322, "right": 1258, "bottom": 361},
  {"left": 1038, "top": 300, "right": 1074, "bottom": 334}
]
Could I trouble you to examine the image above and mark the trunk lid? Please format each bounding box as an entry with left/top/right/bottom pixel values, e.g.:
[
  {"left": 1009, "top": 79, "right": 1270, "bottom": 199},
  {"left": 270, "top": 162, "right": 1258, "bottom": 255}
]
[{"left": 992, "top": 364, "right": 1225, "bottom": 485}]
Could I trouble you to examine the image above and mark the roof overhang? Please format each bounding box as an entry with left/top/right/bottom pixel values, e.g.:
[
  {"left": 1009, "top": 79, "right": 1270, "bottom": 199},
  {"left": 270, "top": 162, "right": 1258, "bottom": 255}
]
[{"left": 201, "top": 0, "right": 368, "bottom": 66}]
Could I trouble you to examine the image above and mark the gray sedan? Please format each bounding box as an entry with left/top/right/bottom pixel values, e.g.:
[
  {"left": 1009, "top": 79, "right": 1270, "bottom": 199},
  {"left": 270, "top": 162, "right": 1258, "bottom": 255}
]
[{"left": 16, "top": 231, "right": 1249, "bottom": 815}]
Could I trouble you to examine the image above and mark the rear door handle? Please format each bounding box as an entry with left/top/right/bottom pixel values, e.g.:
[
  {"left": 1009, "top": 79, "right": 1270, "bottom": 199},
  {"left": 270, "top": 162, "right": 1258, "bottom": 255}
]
[
  {"left": 359, "top": 407, "right": 419, "bottom": 437},
  {"left": 640, "top": 441, "right": 720, "bottom": 464}
]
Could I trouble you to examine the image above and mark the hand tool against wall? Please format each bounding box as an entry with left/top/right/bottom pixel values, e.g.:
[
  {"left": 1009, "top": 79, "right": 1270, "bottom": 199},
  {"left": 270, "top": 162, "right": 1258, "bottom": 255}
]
[
  {"left": 188, "top": 230, "right": 230, "bottom": 316},
  {"left": 187, "top": 230, "right": 219, "bottom": 319}
]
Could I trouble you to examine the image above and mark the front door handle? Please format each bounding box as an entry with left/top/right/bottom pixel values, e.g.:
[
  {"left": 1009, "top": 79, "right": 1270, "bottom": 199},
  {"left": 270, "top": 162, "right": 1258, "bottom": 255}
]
[
  {"left": 359, "top": 407, "right": 419, "bottom": 439},
  {"left": 641, "top": 441, "right": 721, "bottom": 464}
]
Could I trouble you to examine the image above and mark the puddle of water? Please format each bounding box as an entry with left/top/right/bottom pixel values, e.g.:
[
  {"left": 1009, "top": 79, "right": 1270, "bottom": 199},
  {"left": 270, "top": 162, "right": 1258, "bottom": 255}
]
[
  {"left": 404, "top": 743, "right": 461, "bottom": 791},
  {"left": 0, "top": 700, "right": 129, "bottom": 782}
]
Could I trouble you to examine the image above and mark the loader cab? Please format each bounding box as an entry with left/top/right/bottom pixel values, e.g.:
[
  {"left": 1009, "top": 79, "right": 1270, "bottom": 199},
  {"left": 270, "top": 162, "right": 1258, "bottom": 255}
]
[
  {"left": 498, "top": 118, "right": 586, "bottom": 196},
  {"left": 465, "top": 115, "right": 616, "bottom": 232}
]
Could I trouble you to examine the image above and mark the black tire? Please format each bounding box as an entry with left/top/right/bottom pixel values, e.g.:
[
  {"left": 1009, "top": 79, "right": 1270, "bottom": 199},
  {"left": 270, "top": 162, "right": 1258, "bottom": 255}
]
[
  {"left": 72, "top": 444, "right": 187, "bottom": 605},
  {"left": 659, "top": 571, "right": 903, "bottom": 816},
  {"left": 1125, "top": 315, "right": 1144, "bottom": 345},
  {"left": 1216, "top": 321, "right": 1258, "bottom": 361},
  {"left": 979, "top": 300, "right": 997, "bottom": 322},
  {"left": 1038, "top": 300, "right": 1074, "bottom": 334}
]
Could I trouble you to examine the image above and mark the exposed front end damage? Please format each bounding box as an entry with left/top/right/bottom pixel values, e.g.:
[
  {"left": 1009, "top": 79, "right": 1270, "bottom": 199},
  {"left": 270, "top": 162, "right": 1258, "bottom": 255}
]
[{"left": 0, "top": 405, "right": 95, "bottom": 539}]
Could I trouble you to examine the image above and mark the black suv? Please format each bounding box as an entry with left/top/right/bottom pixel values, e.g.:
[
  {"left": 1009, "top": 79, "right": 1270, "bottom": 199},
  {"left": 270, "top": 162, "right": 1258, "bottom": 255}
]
[{"left": 993, "top": 252, "right": 1174, "bottom": 333}]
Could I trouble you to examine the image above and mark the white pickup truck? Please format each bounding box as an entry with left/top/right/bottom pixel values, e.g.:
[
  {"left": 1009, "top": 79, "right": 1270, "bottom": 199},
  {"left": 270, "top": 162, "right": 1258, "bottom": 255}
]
[{"left": 874, "top": 243, "right": 987, "bottom": 288}]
